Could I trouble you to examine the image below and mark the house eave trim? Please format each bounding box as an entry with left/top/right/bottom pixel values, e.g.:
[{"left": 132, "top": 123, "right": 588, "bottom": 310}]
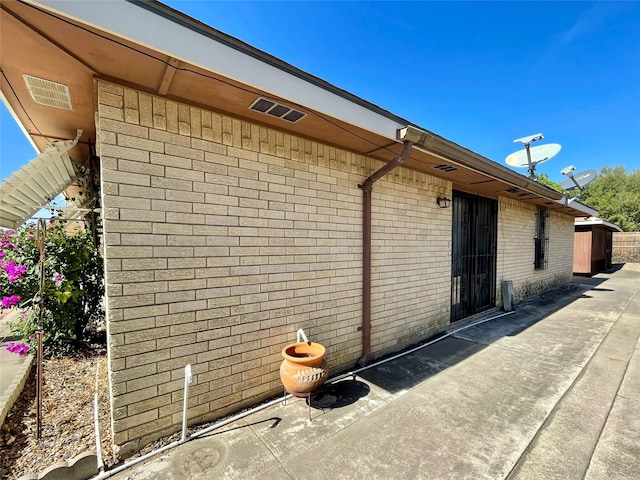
[{"left": 29, "top": 0, "right": 406, "bottom": 140}]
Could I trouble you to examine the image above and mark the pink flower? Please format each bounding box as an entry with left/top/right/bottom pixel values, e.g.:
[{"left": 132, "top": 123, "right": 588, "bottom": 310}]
[
  {"left": 6, "top": 342, "right": 29, "bottom": 356},
  {"left": 54, "top": 273, "right": 63, "bottom": 283},
  {"left": 3, "top": 261, "right": 26, "bottom": 282},
  {"left": 1, "top": 295, "right": 20, "bottom": 308}
]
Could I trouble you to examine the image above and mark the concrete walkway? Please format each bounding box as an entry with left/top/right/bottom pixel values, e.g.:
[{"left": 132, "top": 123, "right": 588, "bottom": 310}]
[
  {"left": 103, "top": 268, "right": 640, "bottom": 479},
  {"left": 0, "top": 310, "right": 33, "bottom": 427}
]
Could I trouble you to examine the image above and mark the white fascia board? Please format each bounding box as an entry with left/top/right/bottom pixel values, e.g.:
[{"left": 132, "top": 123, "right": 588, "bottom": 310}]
[
  {"left": 556, "top": 197, "right": 598, "bottom": 217},
  {"left": 31, "top": 0, "right": 406, "bottom": 141},
  {"left": 575, "top": 218, "right": 623, "bottom": 232}
]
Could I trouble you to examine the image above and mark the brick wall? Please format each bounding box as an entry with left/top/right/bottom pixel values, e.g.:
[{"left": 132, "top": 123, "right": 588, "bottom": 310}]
[
  {"left": 96, "top": 81, "right": 452, "bottom": 456},
  {"left": 496, "top": 197, "right": 574, "bottom": 304}
]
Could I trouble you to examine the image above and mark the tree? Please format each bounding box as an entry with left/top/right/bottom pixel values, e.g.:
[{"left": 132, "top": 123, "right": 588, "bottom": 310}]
[
  {"left": 580, "top": 166, "right": 640, "bottom": 232},
  {"left": 536, "top": 173, "right": 562, "bottom": 192}
]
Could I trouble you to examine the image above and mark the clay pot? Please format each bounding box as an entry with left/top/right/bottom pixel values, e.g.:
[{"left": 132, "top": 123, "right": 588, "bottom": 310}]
[{"left": 280, "top": 342, "right": 328, "bottom": 397}]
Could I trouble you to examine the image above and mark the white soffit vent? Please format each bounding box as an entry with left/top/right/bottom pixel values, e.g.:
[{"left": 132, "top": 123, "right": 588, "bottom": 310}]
[
  {"left": 249, "top": 97, "right": 306, "bottom": 123},
  {"left": 23, "top": 75, "right": 72, "bottom": 110}
]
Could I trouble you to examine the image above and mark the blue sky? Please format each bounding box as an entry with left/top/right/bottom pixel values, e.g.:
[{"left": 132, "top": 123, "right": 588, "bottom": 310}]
[{"left": 2, "top": 1, "right": 639, "bottom": 186}]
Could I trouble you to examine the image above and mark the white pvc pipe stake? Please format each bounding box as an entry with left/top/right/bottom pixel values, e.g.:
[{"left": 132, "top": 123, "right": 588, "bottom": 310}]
[{"left": 181, "top": 364, "right": 193, "bottom": 442}]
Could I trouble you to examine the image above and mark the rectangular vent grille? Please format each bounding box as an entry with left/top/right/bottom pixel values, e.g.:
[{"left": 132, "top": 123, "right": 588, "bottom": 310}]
[
  {"left": 505, "top": 186, "right": 521, "bottom": 193},
  {"left": 433, "top": 164, "right": 457, "bottom": 172},
  {"left": 23, "top": 75, "right": 72, "bottom": 110},
  {"left": 249, "top": 97, "right": 306, "bottom": 123}
]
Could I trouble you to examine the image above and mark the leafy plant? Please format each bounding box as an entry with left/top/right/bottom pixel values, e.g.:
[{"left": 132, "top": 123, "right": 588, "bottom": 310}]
[{"left": 0, "top": 219, "right": 104, "bottom": 356}]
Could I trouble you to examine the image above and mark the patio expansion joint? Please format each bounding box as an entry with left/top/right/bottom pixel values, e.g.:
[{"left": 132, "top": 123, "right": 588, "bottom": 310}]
[
  {"left": 249, "top": 420, "right": 296, "bottom": 480},
  {"left": 505, "top": 288, "right": 640, "bottom": 480}
]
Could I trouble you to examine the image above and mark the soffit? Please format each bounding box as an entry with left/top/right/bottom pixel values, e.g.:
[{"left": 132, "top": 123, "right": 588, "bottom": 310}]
[{"left": 1, "top": 1, "right": 590, "bottom": 218}]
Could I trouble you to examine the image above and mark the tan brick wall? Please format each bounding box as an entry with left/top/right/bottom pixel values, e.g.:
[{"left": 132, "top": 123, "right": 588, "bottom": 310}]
[
  {"left": 97, "top": 80, "right": 452, "bottom": 456},
  {"left": 496, "top": 197, "right": 574, "bottom": 303}
]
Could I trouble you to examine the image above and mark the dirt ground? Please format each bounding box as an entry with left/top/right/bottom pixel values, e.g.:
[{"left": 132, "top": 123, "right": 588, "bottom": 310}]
[{"left": 0, "top": 349, "right": 113, "bottom": 479}]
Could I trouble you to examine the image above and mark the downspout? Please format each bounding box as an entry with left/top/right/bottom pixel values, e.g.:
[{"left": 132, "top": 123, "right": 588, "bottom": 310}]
[{"left": 357, "top": 140, "right": 413, "bottom": 367}]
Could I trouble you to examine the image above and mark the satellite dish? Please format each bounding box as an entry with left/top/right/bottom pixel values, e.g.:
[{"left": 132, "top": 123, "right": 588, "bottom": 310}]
[
  {"left": 505, "top": 143, "right": 562, "bottom": 179},
  {"left": 560, "top": 168, "right": 597, "bottom": 191},
  {"left": 506, "top": 144, "right": 562, "bottom": 168}
]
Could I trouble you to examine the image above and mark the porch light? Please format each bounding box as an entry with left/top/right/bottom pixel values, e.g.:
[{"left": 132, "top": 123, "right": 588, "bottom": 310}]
[{"left": 437, "top": 196, "right": 451, "bottom": 208}]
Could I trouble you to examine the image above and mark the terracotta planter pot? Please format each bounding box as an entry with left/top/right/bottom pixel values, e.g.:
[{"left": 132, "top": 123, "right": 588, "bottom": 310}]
[{"left": 280, "top": 342, "right": 328, "bottom": 397}]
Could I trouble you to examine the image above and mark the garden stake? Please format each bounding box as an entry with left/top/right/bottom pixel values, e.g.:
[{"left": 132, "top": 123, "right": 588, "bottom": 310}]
[
  {"left": 37, "top": 331, "right": 43, "bottom": 439},
  {"left": 36, "top": 218, "right": 46, "bottom": 440}
]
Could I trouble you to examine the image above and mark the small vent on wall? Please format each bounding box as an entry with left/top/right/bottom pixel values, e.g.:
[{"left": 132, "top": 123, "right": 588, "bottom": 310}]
[
  {"left": 249, "top": 97, "right": 306, "bottom": 123},
  {"left": 433, "top": 164, "right": 457, "bottom": 172},
  {"left": 23, "top": 75, "right": 72, "bottom": 110}
]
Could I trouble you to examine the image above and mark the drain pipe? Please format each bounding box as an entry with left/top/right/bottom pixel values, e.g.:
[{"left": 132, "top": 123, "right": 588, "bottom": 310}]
[
  {"left": 91, "top": 309, "right": 513, "bottom": 480},
  {"left": 357, "top": 140, "right": 413, "bottom": 367}
]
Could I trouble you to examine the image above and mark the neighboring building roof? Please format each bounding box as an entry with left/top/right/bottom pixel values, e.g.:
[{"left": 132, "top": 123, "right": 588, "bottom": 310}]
[
  {"left": 1, "top": 0, "right": 597, "bottom": 223},
  {"left": 575, "top": 217, "right": 623, "bottom": 232}
]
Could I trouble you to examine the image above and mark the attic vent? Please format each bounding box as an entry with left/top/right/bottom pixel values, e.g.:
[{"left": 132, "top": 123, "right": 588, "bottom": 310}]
[
  {"left": 505, "top": 186, "right": 521, "bottom": 193},
  {"left": 249, "top": 97, "right": 306, "bottom": 123},
  {"left": 23, "top": 75, "right": 72, "bottom": 110},
  {"left": 433, "top": 164, "right": 457, "bottom": 172}
]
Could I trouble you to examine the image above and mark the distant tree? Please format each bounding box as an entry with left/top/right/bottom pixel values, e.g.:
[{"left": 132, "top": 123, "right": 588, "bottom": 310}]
[
  {"left": 580, "top": 166, "right": 640, "bottom": 232},
  {"left": 536, "top": 173, "right": 562, "bottom": 192}
]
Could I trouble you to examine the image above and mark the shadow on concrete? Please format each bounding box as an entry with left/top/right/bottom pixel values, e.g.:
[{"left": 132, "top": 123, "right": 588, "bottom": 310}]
[
  {"left": 196, "top": 416, "right": 283, "bottom": 439},
  {"left": 310, "top": 379, "right": 370, "bottom": 410},
  {"left": 358, "top": 280, "right": 603, "bottom": 395}
]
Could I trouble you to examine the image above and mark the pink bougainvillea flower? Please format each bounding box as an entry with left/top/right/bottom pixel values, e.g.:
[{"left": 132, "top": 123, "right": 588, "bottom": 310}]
[
  {"left": 6, "top": 342, "right": 30, "bottom": 356},
  {"left": 3, "top": 261, "right": 27, "bottom": 282},
  {"left": 1, "top": 295, "right": 20, "bottom": 309}
]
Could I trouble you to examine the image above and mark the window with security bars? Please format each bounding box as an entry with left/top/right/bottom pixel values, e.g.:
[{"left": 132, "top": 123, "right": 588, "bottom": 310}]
[{"left": 534, "top": 207, "right": 550, "bottom": 270}]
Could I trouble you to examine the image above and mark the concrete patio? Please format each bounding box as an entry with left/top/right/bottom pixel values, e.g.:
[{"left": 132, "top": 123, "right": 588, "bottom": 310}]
[{"left": 104, "top": 265, "right": 639, "bottom": 480}]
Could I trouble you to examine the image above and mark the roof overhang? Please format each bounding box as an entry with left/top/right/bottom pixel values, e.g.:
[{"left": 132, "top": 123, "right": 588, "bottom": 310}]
[
  {"left": 0, "top": 131, "right": 81, "bottom": 228},
  {"left": 2, "top": 1, "right": 598, "bottom": 220},
  {"left": 575, "top": 217, "right": 623, "bottom": 232}
]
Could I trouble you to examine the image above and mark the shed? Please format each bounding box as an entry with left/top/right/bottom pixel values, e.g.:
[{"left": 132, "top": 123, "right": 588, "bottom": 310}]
[{"left": 573, "top": 217, "right": 623, "bottom": 275}]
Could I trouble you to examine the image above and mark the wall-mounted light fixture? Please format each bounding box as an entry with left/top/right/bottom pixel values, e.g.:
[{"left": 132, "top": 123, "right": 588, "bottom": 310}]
[{"left": 437, "top": 196, "right": 451, "bottom": 208}]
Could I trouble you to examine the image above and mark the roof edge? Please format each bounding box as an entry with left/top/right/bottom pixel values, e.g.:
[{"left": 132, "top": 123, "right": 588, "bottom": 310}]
[
  {"left": 131, "top": 0, "right": 411, "bottom": 126},
  {"left": 399, "top": 126, "right": 565, "bottom": 202}
]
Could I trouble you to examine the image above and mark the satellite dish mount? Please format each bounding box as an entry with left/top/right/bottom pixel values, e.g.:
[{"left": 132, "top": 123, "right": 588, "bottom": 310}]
[
  {"left": 560, "top": 166, "right": 597, "bottom": 205},
  {"left": 514, "top": 133, "right": 544, "bottom": 179},
  {"left": 505, "top": 133, "right": 561, "bottom": 180}
]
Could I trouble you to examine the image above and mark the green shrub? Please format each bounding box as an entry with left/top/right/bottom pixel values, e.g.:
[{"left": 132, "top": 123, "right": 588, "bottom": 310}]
[{"left": 0, "top": 219, "right": 104, "bottom": 355}]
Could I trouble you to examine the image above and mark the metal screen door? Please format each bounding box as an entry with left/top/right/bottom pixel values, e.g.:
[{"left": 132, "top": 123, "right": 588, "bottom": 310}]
[{"left": 450, "top": 191, "right": 498, "bottom": 322}]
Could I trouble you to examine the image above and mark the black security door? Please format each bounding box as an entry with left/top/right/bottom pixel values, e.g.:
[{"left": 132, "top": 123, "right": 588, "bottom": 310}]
[{"left": 450, "top": 191, "right": 498, "bottom": 322}]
